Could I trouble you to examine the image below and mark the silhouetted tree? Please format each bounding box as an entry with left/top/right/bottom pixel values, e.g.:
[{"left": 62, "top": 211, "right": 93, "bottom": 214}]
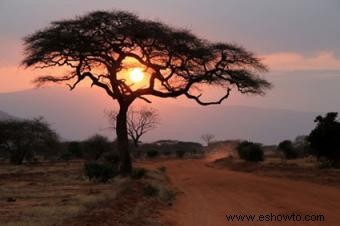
[
  {"left": 308, "top": 112, "right": 340, "bottom": 168},
  {"left": 106, "top": 106, "right": 159, "bottom": 147},
  {"left": 22, "top": 10, "right": 270, "bottom": 174},
  {"left": 0, "top": 118, "right": 59, "bottom": 164},
  {"left": 201, "top": 134, "right": 215, "bottom": 146},
  {"left": 277, "top": 140, "right": 298, "bottom": 159}
]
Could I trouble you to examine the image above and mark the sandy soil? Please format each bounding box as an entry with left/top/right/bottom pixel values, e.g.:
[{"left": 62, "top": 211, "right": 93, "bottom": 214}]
[{"left": 143, "top": 159, "right": 340, "bottom": 226}]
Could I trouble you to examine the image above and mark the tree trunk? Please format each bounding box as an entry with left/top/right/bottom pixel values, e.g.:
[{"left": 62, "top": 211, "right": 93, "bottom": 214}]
[
  {"left": 133, "top": 138, "right": 139, "bottom": 147},
  {"left": 116, "top": 102, "right": 132, "bottom": 175}
]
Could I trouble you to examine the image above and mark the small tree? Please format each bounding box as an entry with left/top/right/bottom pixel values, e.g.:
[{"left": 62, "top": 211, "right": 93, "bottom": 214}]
[
  {"left": 107, "top": 106, "right": 159, "bottom": 147},
  {"left": 22, "top": 10, "right": 270, "bottom": 174},
  {"left": 201, "top": 134, "right": 215, "bottom": 146},
  {"left": 0, "top": 118, "right": 59, "bottom": 164},
  {"left": 308, "top": 112, "right": 340, "bottom": 168},
  {"left": 277, "top": 140, "right": 298, "bottom": 159}
]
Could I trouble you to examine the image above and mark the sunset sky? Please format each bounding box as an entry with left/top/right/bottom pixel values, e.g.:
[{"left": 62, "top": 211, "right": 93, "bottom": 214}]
[
  {"left": 1, "top": 0, "right": 340, "bottom": 91},
  {"left": 1, "top": 0, "right": 340, "bottom": 143}
]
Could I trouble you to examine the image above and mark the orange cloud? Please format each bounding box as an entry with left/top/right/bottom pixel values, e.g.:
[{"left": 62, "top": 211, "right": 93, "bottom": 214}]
[{"left": 262, "top": 52, "right": 340, "bottom": 71}]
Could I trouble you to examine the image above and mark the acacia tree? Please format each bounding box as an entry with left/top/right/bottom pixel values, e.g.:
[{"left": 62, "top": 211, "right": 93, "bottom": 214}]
[
  {"left": 106, "top": 106, "right": 159, "bottom": 147},
  {"left": 0, "top": 118, "right": 59, "bottom": 164},
  {"left": 22, "top": 10, "right": 270, "bottom": 174}
]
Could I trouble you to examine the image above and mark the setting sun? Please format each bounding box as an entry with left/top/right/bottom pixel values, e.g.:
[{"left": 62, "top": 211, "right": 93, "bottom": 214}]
[{"left": 129, "top": 68, "right": 144, "bottom": 83}]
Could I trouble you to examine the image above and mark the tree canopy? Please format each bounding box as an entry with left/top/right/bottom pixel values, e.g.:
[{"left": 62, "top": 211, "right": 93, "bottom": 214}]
[
  {"left": 23, "top": 10, "right": 270, "bottom": 105},
  {"left": 0, "top": 118, "right": 59, "bottom": 164}
]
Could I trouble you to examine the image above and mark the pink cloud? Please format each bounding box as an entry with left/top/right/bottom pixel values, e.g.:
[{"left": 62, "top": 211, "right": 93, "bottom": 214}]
[{"left": 263, "top": 52, "right": 340, "bottom": 71}]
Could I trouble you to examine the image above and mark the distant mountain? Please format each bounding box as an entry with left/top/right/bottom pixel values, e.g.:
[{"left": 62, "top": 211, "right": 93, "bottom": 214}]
[
  {"left": 0, "top": 110, "right": 16, "bottom": 121},
  {"left": 0, "top": 87, "right": 320, "bottom": 144}
]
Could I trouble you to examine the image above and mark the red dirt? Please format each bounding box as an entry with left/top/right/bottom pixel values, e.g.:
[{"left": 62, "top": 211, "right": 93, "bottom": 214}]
[{"left": 143, "top": 159, "right": 340, "bottom": 226}]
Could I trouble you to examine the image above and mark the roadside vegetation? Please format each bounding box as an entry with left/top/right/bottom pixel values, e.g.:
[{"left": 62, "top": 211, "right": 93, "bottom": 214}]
[
  {"left": 0, "top": 161, "right": 174, "bottom": 226},
  {"left": 211, "top": 112, "right": 340, "bottom": 187}
]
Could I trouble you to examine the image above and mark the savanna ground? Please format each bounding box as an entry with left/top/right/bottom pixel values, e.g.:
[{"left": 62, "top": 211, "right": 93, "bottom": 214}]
[
  {"left": 141, "top": 158, "right": 340, "bottom": 226},
  {"left": 0, "top": 161, "right": 174, "bottom": 226},
  {"left": 140, "top": 143, "right": 340, "bottom": 226},
  {"left": 1, "top": 145, "right": 340, "bottom": 226}
]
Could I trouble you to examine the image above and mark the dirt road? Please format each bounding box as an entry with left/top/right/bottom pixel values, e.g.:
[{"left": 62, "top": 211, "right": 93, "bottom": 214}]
[{"left": 143, "top": 159, "right": 340, "bottom": 226}]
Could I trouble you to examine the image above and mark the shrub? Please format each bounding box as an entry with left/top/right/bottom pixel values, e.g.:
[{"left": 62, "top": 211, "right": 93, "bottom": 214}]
[
  {"left": 131, "top": 168, "right": 147, "bottom": 179},
  {"left": 143, "top": 185, "right": 159, "bottom": 197},
  {"left": 59, "top": 151, "right": 72, "bottom": 161},
  {"left": 237, "top": 141, "right": 264, "bottom": 162},
  {"left": 319, "top": 157, "right": 333, "bottom": 169},
  {"left": 132, "top": 149, "right": 142, "bottom": 158},
  {"left": 83, "top": 134, "right": 112, "bottom": 161},
  {"left": 67, "top": 141, "right": 83, "bottom": 158},
  {"left": 191, "top": 149, "right": 197, "bottom": 155},
  {"left": 103, "top": 153, "right": 120, "bottom": 164},
  {"left": 83, "top": 162, "right": 119, "bottom": 182},
  {"left": 147, "top": 150, "right": 159, "bottom": 158},
  {"left": 176, "top": 150, "right": 186, "bottom": 158},
  {"left": 277, "top": 140, "right": 298, "bottom": 159},
  {"left": 158, "top": 166, "right": 166, "bottom": 172},
  {"left": 163, "top": 151, "right": 171, "bottom": 156}
]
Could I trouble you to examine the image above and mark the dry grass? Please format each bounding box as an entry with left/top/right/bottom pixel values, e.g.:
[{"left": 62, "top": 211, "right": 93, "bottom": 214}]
[
  {"left": 64, "top": 168, "right": 175, "bottom": 226},
  {"left": 0, "top": 161, "right": 131, "bottom": 226},
  {"left": 0, "top": 160, "right": 175, "bottom": 226}
]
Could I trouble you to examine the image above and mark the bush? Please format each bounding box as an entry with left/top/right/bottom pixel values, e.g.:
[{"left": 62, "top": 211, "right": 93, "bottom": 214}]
[
  {"left": 59, "top": 151, "right": 72, "bottom": 161},
  {"left": 83, "top": 134, "right": 112, "bottom": 161},
  {"left": 277, "top": 140, "right": 298, "bottom": 159},
  {"left": 131, "top": 168, "right": 147, "bottom": 179},
  {"left": 103, "top": 153, "right": 120, "bottom": 164},
  {"left": 83, "top": 162, "right": 119, "bottom": 182},
  {"left": 162, "top": 151, "right": 171, "bottom": 156},
  {"left": 158, "top": 166, "right": 166, "bottom": 172},
  {"left": 176, "top": 150, "right": 186, "bottom": 158},
  {"left": 67, "top": 141, "right": 83, "bottom": 158},
  {"left": 147, "top": 150, "right": 159, "bottom": 158},
  {"left": 319, "top": 157, "right": 333, "bottom": 169},
  {"left": 237, "top": 141, "right": 264, "bottom": 162},
  {"left": 143, "top": 185, "right": 159, "bottom": 197}
]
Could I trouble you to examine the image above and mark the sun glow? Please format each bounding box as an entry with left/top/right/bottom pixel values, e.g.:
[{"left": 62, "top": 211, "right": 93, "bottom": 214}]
[{"left": 129, "top": 68, "right": 144, "bottom": 83}]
